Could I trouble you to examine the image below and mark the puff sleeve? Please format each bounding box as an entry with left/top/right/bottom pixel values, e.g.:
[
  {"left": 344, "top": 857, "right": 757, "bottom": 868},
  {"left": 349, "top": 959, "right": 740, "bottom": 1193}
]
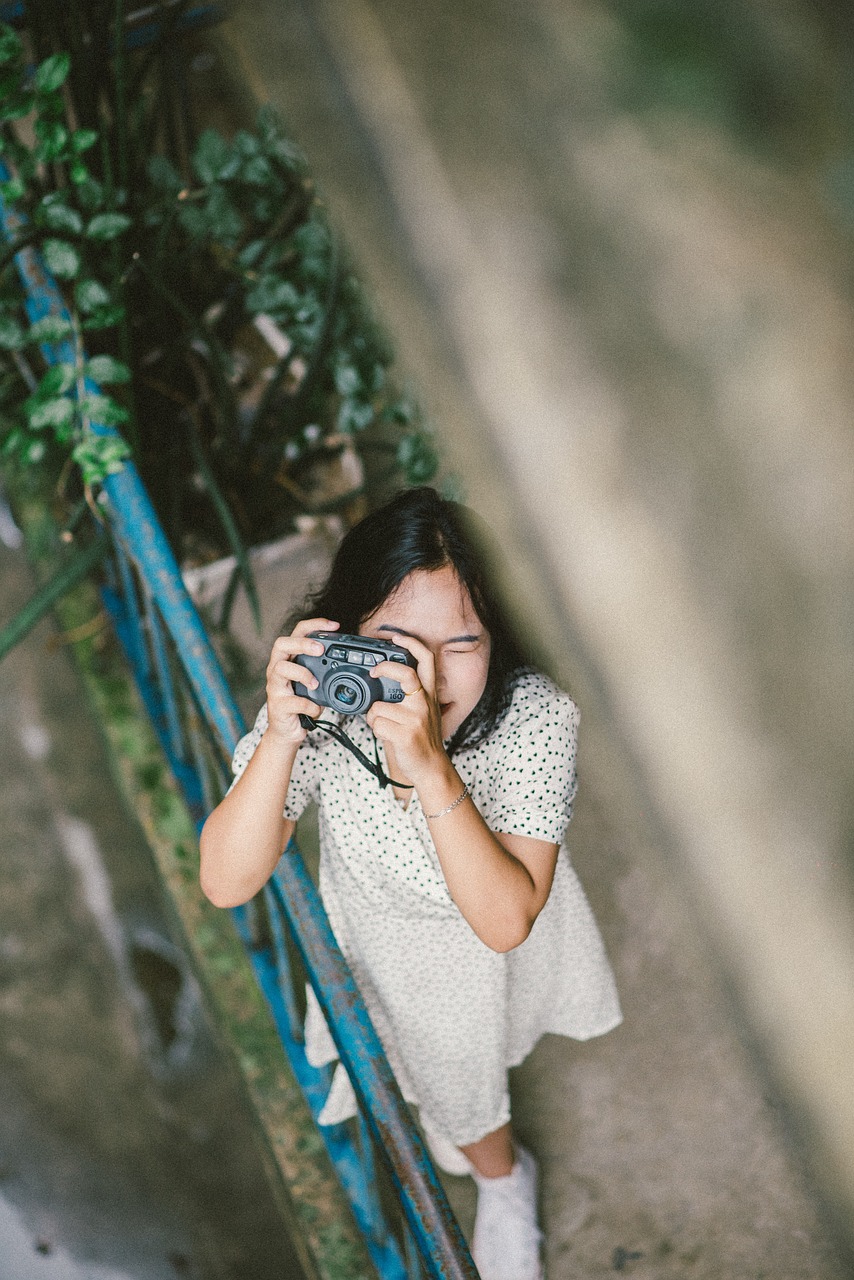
[
  {"left": 476, "top": 683, "right": 580, "bottom": 845},
  {"left": 229, "top": 703, "right": 321, "bottom": 821}
]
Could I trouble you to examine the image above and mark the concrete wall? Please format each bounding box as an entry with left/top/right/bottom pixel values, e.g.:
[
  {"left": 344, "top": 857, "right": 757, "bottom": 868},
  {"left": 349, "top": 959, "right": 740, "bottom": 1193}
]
[{"left": 220, "top": 0, "right": 854, "bottom": 1248}]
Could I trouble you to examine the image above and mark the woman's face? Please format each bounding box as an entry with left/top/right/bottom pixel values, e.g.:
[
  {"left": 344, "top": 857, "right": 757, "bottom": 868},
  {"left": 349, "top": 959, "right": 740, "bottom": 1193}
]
[{"left": 359, "top": 564, "right": 491, "bottom": 739}]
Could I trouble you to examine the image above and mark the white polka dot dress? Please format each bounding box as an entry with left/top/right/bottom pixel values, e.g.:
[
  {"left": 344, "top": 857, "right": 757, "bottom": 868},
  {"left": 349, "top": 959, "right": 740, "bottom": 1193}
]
[{"left": 230, "top": 671, "right": 622, "bottom": 1146}]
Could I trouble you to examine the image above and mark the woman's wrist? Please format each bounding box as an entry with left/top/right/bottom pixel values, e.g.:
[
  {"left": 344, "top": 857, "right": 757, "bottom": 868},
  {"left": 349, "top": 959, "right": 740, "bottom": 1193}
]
[
  {"left": 415, "top": 757, "right": 465, "bottom": 816},
  {"left": 261, "top": 721, "right": 305, "bottom": 758},
  {"left": 424, "top": 782, "right": 470, "bottom": 821}
]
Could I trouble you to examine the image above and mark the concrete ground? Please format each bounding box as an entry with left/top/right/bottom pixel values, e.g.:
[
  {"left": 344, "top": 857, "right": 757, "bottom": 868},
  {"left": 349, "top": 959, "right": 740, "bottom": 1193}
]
[{"left": 0, "top": 521, "right": 303, "bottom": 1279}]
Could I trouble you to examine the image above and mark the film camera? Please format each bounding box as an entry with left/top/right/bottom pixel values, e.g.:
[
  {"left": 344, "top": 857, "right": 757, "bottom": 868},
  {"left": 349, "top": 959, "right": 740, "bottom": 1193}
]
[{"left": 294, "top": 632, "right": 417, "bottom": 716}]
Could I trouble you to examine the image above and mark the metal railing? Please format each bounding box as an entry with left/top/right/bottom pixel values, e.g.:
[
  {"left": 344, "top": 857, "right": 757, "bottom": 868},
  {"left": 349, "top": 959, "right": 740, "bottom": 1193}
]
[{"left": 2, "top": 202, "right": 478, "bottom": 1279}]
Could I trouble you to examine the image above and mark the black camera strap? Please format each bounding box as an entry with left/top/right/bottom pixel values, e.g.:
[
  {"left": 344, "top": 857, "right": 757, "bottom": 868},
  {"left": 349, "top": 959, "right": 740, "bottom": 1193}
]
[{"left": 298, "top": 714, "right": 414, "bottom": 791}]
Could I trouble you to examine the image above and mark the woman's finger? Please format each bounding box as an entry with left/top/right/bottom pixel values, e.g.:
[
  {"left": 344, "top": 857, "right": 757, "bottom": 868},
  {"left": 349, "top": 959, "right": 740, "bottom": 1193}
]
[
  {"left": 288, "top": 696, "right": 323, "bottom": 719},
  {"left": 369, "top": 658, "right": 424, "bottom": 698},
  {"left": 292, "top": 617, "right": 340, "bottom": 638},
  {"left": 366, "top": 706, "right": 412, "bottom": 743},
  {"left": 389, "top": 633, "right": 436, "bottom": 695},
  {"left": 269, "top": 618, "right": 338, "bottom": 661},
  {"left": 268, "top": 660, "right": 318, "bottom": 691},
  {"left": 266, "top": 631, "right": 328, "bottom": 678}
]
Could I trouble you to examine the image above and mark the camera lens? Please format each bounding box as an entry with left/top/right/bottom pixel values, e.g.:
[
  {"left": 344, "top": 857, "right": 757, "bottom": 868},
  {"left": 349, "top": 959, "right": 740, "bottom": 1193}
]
[{"left": 329, "top": 675, "right": 368, "bottom": 713}]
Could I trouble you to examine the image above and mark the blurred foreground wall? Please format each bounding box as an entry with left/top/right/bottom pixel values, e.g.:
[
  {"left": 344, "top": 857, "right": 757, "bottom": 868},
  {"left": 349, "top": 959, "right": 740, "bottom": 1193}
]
[{"left": 220, "top": 0, "right": 854, "bottom": 1248}]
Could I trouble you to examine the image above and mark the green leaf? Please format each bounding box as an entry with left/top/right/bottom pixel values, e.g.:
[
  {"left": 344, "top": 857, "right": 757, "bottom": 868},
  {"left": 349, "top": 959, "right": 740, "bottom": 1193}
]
[
  {"left": 71, "top": 128, "right": 98, "bottom": 154},
  {"left": 1, "top": 427, "right": 23, "bottom": 457},
  {"left": 334, "top": 362, "right": 361, "bottom": 397},
  {"left": 74, "top": 278, "right": 111, "bottom": 314},
  {"left": 76, "top": 177, "right": 105, "bottom": 208},
  {"left": 86, "top": 212, "right": 131, "bottom": 240},
  {"left": 181, "top": 191, "right": 241, "bottom": 242},
  {"left": 386, "top": 394, "right": 416, "bottom": 425},
  {"left": 26, "top": 395, "right": 75, "bottom": 432},
  {"left": 72, "top": 433, "right": 130, "bottom": 484},
  {"left": 0, "top": 177, "right": 24, "bottom": 203},
  {"left": 175, "top": 204, "right": 207, "bottom": 239},
  {"left": 192, "top": 129, "right": 232, "bottom": 184},
  {"left": 233, "top": 130, "right": 261, "bottom": 160},
  {"left": 237, "top": 239, "right": 266, "bottom": 268},
  {"left": 397, "top": 432, "right": 438, "bottom": 483},
  {"left": 34, "top": 52, "right": 70, "bottom": 94},
  {"left": 38, "top": 363, "right": 75, "bottom": 396},
  {"left": 43, "top": 238, "right": 81, "bottom": 280},
  {"left": 367, "top": 361, "right": 386, "bottom": 394},
  {"left": 0, "top": 315, "right": 24, "bottom": 350},
  {"left": 34, "top": 119, "right": 68, "bottom": 160},
  {"left": 2, "top": 92, "right": 33, "bottom": 122},
  {"left": 38, "top": 199, "right": 83, "bottom": 235},
  {"left": 85, "top": 355, "right": 131, "bottom": 385},
  {"left": 249, "top": 194, "right": 275, "bottom": 223},
  {"left": 28, "top": 314, "right": 73, "bottom": 344},
  {"left": 257, "top": 105, "right": 305, "bottom": 171},
  {"left": 81, "top": 304, "right": 125, "bottom": 332},
  {"left": 202, "top": 185, "right": 242, "bottom": 242},
  {"left": 245, "top": 276, "right": 300, "bottom": 315},
  {"left": 147, "top": 154, "right": 183, "bottom": 192},
  {"left": 292, "top": 218, "right": 331, "bottom": 260},
  {"left": 78, "top": 393, "right": 129, "bottom": 426},
  {"left": 240, "top": 155, "right": 273, "bottom": 187},
  {"left": 337, "top": 399, "right": 374, "bottom": 433},
  {"left": 0, "top": 24, "right": 23, "bottom": 67}
]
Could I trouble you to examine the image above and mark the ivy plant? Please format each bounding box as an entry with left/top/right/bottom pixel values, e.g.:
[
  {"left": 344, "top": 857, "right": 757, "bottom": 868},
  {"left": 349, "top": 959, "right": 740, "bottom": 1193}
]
[
  {"left": 0, "top": 29, "right": 133, "bottom": 487},
  {"left": 0, "top": 12, "right": 438, "bottom": 581}
]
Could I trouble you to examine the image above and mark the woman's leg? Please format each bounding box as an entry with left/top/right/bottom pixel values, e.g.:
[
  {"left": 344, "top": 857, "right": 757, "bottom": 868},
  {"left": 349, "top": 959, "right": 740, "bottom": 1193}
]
[
  {"left": 460, "top": 1122, "right": 543, "bottom": 1280},
  {"left": 460, "top": 1121, "right": 515, "bottom": 1177}
]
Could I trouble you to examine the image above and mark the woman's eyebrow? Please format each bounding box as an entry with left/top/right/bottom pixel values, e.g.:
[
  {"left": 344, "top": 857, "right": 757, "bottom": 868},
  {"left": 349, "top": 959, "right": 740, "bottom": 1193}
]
[{"left": 375, "top": 624, "right": 482, "bottom": 644}]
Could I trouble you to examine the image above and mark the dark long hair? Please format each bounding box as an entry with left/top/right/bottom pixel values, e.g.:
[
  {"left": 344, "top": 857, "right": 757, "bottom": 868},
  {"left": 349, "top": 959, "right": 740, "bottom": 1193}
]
[{"left": 296, "top": 487, "right": 532, "bottom": 753}]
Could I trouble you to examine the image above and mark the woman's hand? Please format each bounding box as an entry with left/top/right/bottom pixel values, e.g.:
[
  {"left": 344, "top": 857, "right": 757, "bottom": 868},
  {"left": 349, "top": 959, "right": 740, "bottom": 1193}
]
[
  {"left": 365, "top": 633, "right": 448, "bottom": 784},
  {"left": 200, "top": 621, "right": 336, "bottom": 909},
  {"left": 265, "top": 618, "right": 339, "bottom": 744}
]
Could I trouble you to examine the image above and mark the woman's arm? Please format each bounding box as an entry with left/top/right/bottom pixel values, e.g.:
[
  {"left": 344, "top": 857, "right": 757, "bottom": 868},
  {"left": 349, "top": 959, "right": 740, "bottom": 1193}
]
[
  {"left": 199, "top": 619, "right": 337, "bottom": 908},
  {"left": 199, "top": 732, "right": 299, "bottom": 907},
  {"left": 413, "top": 755, "right": 558, "bottom": 953},
  {"left": 366, "top": 642, "right": 560, "bottom": 953}
]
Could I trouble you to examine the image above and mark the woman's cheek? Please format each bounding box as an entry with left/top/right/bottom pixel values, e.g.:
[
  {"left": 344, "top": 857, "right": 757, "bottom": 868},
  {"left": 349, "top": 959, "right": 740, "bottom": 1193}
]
[{"left": 468, "top": 655, "right": 490, "bottom": 705}]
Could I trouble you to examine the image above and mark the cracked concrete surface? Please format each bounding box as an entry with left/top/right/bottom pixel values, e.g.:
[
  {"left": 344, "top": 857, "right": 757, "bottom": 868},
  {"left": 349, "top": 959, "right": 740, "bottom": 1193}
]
[{"left": 0, "top": 533, "right": 303, "bottom": 1279}]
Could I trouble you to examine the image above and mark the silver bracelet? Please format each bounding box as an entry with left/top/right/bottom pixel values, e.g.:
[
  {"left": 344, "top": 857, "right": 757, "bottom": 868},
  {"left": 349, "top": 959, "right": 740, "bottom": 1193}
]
[{"left": 425, "top": 783, "right": 470, "bottom": 820}]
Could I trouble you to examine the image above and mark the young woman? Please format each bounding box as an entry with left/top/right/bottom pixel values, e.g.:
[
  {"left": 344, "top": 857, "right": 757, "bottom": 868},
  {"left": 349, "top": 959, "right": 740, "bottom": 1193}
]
[{"left": 200, "top": 487, "right": 621, "bottom": 1280}]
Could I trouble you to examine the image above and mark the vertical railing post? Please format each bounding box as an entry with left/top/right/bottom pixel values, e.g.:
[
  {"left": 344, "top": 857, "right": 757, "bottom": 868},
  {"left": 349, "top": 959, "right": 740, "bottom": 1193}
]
[{"left": 101, "top": 466, "right": 245, "bottom": 757}]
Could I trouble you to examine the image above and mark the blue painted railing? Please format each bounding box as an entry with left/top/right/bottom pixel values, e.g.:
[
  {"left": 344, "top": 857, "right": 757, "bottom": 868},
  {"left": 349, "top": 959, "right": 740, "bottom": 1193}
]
[{"left": 1, "top": 195, "right": 478, "bottom": 1279}]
